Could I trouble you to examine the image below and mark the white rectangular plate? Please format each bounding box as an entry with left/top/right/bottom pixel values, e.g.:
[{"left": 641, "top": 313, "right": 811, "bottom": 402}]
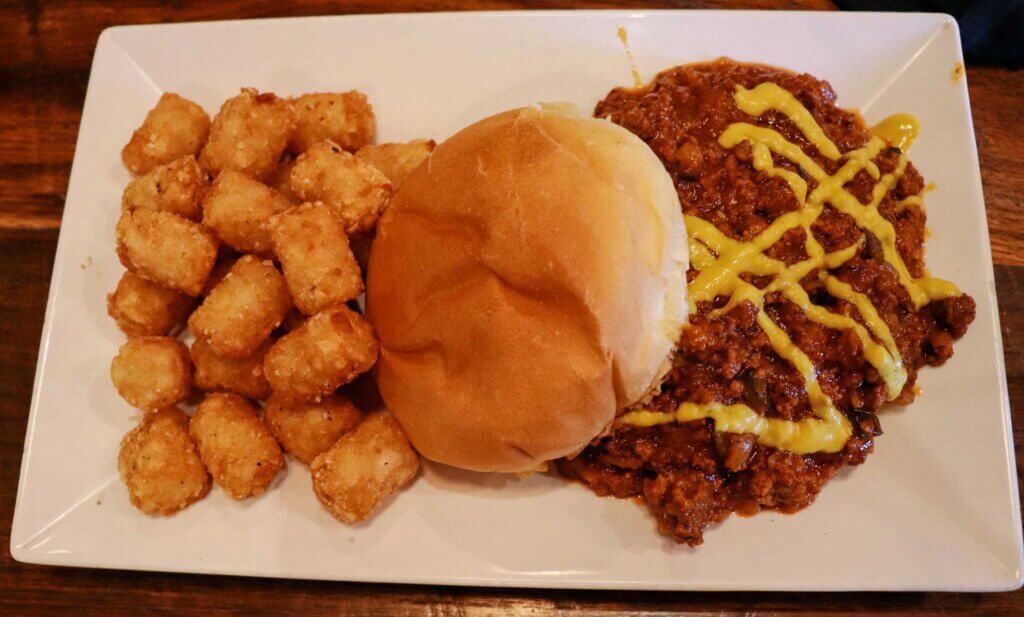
[{"left": 11, "top": 10, "right": 1023, "bottom": 591}]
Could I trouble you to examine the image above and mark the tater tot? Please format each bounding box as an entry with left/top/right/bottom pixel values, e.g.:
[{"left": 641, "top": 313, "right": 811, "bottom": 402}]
[
  {"left": 116, "top": 209, "right": 219, "bottom": 296},
  {"left": 110, "top": 337, "right": 192, "bottom": 410},
  {"left": 190, "top": 337, "right": 272, "bottom": 401},
  {"left": 289, "top": 140, "right": 392, "bottom": 237},
  {"left": 122, "top": 93, "right": 211, "bottom": 176},
  {"left": 118, "top": 407, "right": 210, "bottom": 515},
  {"left": 287, "top": 91, "right": 375, "bottom": 154},
  {"left": 265, "top": 392, "right": 363, "bottom": 464},
  {"left": 270, "top": 202, "right": 363, "bottom": 315},
  {"left": 189, "top": 393, "right": 284, "bottom": 500},
  {"left": 202, "top": 171, "right": 292, "bottom": 254},
  {"left": 107, "top": 271, "right": 193, "bottom": 336},
  {"left": 199, "top": 88, "right": 295, "bottom": 180},
  {"left": 263, "top": 305, "right": 378, "bottom": 403},
  {"left": 188, "top": 255, "right": 293, "bottom": 359},
  {"left": 121, "top": 155, "right": 208, "bottom": 221},
  {"left": 355, "top": 139, "right": 435, "bottom": 189},
  {"left": 310, "top": 412, "right": 419, "bottom": 523}
]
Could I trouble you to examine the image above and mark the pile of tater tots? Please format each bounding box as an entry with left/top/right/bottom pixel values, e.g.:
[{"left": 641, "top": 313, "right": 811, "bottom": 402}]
[{"left": 109, "top": 88, "right": 434, "bottom": 523}]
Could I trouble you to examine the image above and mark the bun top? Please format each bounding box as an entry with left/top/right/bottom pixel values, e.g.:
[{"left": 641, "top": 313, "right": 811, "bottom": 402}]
[{"left": 366, "top": 104, "right": 689, "bottom": 472}]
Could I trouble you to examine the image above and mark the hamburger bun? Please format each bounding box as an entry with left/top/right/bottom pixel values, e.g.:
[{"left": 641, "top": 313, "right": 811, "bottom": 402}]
[{"left": 366, "top": 104, "right": 688, "bottom": 472}]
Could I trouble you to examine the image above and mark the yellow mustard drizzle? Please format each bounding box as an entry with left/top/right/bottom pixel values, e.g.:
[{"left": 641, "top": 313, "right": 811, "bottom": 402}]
[
  {"left": 621, "top": 82, "right": 963, "bottom": 454},
  {"left": 616, "top": 26, "right": 644, "bottom": 89},
  {"left": 734, "top": 83, "right": 842, "bottom": 160},
  {"left": 896, "top": 181, "right": 936, "bottom": 214},
  {"left": 871, "top": 113, "right": 920, "bottom": 153},
  {"left": 688, "top": 237, "right": 718, "bottom": 270},
  {"left": 951, "top": 62, "right": 965, "bottom": 83},
  {"left": 893, "top": 194, "right": 924, "bottom": 214}
]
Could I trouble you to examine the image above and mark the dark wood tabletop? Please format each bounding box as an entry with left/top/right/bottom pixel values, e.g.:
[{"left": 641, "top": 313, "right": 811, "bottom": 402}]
[{"left": 2, "top": 1, "right": 1022, "bottom": 614}]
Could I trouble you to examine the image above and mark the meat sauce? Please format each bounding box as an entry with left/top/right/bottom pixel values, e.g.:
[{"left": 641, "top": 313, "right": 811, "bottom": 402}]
[{"left": 556, "top": 60, "right": 976, "bottom": 546}]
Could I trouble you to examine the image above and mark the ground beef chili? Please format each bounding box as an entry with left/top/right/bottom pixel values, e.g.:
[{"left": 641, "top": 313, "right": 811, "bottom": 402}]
[{"left": 556, "top": 59, "right": 976, "bottom": 546}]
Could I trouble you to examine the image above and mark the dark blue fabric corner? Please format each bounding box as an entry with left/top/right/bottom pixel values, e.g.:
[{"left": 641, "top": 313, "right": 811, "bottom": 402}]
[{"left": 835, "top": 0, "right": 1024, "bottom": 68}]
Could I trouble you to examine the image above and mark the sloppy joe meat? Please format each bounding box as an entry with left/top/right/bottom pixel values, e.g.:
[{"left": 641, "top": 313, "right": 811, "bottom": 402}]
[{"left": 557, "top": 59, "right": 975, "bottom": 546}]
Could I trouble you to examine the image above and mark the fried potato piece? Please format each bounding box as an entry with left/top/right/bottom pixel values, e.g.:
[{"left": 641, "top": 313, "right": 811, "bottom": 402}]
[
  {"left": 265, "top": 393, "right": 363, "bottom": 464},
  {"left": 310, "top": 412, "right": 419, "bottom": 523},
  {"left": 118, "top": 407, "right": 210, "bottom": 515},
  {"left": 107, "top": 271, "right": 193, "bottom": 336},
  {"left": 191, "top": 337, "right": 272, "bottom": 401},
  {"left": 189, "top": 255, "right": 292, "bottom": 359},
  {"left": 287, "top": 91, "right": 375, "bottom": 154},
  {"left": 202, "top": 170, "right": 292, "bottom": 254},
  {"left": 189, "top": 393, "right": 284, "bottom": 499},
  {"left": 116, "top": 209, "right": 219, "bottom": 296},
  {"left": 111, "top": 337, "right": 192, "bottom": 410},
  {"left": 199, "top": 88, "right": 295, "bottom": 180},
  {"left": 355, "top": 139, "right": 435, "bottom": 189},
  {"left": 264, "top": 305, "right": 378, "bottom": 403},
  {"left": 121, "top": 155, "right": 209, "bottom": 221},
  {"left": 122, "top": 93, "right": 211, "bottom": 176},
  {"left": 270, "top": 202, "right": 363, "bottom": 315},
  {"left": 289, "top": 140, "right": 392, "bottom": 237}
]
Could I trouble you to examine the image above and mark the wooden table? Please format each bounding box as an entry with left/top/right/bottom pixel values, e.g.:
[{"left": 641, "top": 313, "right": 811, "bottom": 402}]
[{"left": 1, "top": 1, "right": 1021, "bottom": 614}]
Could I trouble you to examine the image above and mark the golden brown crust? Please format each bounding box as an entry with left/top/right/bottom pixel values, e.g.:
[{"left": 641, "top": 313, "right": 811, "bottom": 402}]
[
  {"left": 115, "top": 209, "right": 219, "bottom": 297},
  {"left": 201, "top": 170, "right": 292, "bottom": 255},
  {"left": 310, "top": 412, "right": 419, "bottom": 523},
  {"left": 287, "top": 91, "right": 375, "bottom": 154},
  {"left": 107, "top": 272, "right": 194, "bottom": 337},
  {"left": 355, "top": 139, "right": 435, "bottom": 189},
  {"left": 190, "top": 337, "right": 272, "bottom": 400},
  {"left": 189, "top": 393, "right": 284, "bottom": 500},
  {"left": 118, "top": 407, "right": 210, "bottom": 515},
  {"left": 121, "top": 155, "right": 209, "bottom": 221},
  {"left": 366, "top": 106, "right": 688, "bottom": 472},
  {"left": 122, "top": 93, "right": 210, "bottom": 176},
  {"left": 265, "top": 392, "right": 363, "bottom": 464},
  {"left": 199, "top": 88, "right": 295, "bottom": 180},
  {"left": 289, "top": 140, "right": 393, "bottom": 237},
  {"left": 110, "top": 337, "right": 193, "bottom": 410},
  {"left": 263, "top": 305, "right": 378, "bottom": 403},
  {"left": 269, "top": 201, "right": 363, "bottom": 315},
  {"left": 188, "top": 255, "right": 293, "bottom": 359}
]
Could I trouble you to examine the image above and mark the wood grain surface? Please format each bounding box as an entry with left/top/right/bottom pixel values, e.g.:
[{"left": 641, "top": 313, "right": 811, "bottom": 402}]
[{"left": 1, "top": 1, "right": 1022, "bottom": 615}]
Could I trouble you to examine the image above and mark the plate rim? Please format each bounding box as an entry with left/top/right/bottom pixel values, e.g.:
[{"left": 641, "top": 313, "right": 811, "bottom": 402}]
[{"left": 10, "top": 9, "right": 1022, "bottom": 592}]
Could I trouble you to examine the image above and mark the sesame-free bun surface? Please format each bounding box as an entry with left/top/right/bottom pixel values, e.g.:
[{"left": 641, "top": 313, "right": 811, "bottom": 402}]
[{"left": 366, "top": 104, "right": 688, "bottom": 472}]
